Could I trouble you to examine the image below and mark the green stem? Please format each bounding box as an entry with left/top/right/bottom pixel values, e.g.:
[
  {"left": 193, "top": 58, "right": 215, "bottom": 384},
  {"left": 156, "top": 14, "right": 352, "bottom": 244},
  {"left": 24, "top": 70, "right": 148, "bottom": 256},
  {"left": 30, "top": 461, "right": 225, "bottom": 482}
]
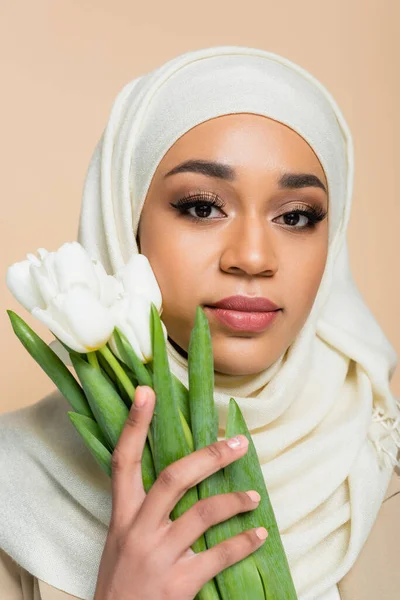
[
  {"left": 87, "top": 351, "right": 100, "bottom": 370},
  {"left": 98, "top": 345, "right": 136, "bottom": 403},
  {"left": 145, "top": 362, "right": 153, "bottom": 375}
]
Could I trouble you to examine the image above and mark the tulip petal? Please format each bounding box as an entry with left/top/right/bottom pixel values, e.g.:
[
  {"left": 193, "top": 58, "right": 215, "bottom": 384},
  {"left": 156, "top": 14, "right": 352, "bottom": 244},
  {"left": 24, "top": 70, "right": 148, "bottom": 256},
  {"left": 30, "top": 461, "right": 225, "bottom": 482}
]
[
  {"left": 109, "top": 294, "right": 128, "bottom": 323},
  {"left": 37, "top": 248, "right": 49, "bottom": 261},
  {"left": 110, "top": 294, "right": 145, "bottom": 362},
  {"left": 92, "top": 259, "right": 124, "bottom": 306},
  {"left": 6, "top": 261, "right": 46, "bottom": 311},
  {"left": 46, "top": 293, "right": 76, "bottom": 333},
  {"left": 30, "top": 263, "right": 59, "bottom": 306},
  {"left": 61, "top": 285, "right": 116, "bottom": 350},
  {"left": 115, "top": 254, "right": 162, "bottom": 311},
  {"left": 32, "top": 306, "right": 87, "bottom": 352},
  {"left": 52, "top": 242, "right": 99, "bottom": 295},
  {"left": 124, "top": 294, "right": 153, "bottom": 362},
  {"left": 26, "top": 253, "right": 41, "bottom": 267},
  {"left": 107, "top": 335, "right": 123, "bottom": 363},
  {"left": 110, "top": 321, "right": 145, "bottom": 363}
]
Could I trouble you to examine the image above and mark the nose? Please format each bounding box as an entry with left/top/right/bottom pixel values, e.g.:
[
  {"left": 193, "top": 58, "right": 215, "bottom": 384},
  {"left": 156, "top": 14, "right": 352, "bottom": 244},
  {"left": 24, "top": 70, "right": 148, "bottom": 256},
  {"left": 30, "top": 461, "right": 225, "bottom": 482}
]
[{"left": 219, "top": 213, "right": 279, "bottom": 276}]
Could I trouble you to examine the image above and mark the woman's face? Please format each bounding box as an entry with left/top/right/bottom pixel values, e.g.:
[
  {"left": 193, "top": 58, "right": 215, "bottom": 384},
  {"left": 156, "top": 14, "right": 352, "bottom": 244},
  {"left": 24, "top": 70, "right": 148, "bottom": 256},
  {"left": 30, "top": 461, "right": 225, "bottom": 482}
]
[{"left": 137, "top": 114, "right": 329, "bottom": 375}]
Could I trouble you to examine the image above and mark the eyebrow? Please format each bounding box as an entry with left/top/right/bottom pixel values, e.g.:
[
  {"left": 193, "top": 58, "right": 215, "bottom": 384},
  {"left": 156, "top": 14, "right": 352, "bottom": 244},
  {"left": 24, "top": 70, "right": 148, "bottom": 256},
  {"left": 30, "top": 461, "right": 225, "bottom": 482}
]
[{"left": 164, "top": 159, "right": 327, "bottom": 194}]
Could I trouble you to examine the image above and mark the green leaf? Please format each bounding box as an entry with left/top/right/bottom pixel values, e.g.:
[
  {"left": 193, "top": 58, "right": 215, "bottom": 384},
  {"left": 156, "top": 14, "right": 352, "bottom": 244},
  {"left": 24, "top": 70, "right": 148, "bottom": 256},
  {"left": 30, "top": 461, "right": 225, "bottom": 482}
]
[
  {"left": 68, "top": 411, "right": 110, "bottom": 449},
  {"left": 68, "top": 412, "right": 112, "bottom": 477},
  {"left": 225, "top": 399, "right": 298, "bottom": 599},
  {"left": 7, "top": 310, "right": 93, "bottom": 418},
  {"left": 96, "top": 348, "right": 118, "bottom": 383},
  {"left": 149, "top": 303, "right": 220, "bottom": 600},
  {"left": 69, "top": 353, "right": 156, "bottom": 493},
  {"left": 70, "top": 353, "right": 129, "bottom": 450},
  {"left": 141, "top": 439, "right": 157, "bottom": 494},
  {"left": 172, "top": 373, "right": 191, "bottom": 428},
  {"left": 178, "top": 407, "right": 194, "bottom": 452},
  {"left": 188, "top": 306, "right": 264, "bottom": 599},
  {"left": 149, "top": 303, "right": 191, "bottom": 475},
  {"left": 113, "top": 327, "right": 153, "bottom": 387}
]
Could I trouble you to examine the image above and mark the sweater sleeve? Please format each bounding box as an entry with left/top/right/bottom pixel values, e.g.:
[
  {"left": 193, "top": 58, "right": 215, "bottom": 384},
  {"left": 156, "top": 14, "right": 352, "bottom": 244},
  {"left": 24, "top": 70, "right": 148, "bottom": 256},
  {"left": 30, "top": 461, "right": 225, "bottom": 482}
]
[{"left": 337, "top": 467, "right": 400, "bottom": 600}]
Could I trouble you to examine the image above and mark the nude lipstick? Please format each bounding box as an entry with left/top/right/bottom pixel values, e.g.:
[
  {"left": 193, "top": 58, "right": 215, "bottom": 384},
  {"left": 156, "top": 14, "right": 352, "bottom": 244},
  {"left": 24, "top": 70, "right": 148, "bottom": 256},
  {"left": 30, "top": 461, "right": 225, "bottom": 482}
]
[{"left": 204, "top": 295, "right": 281, "bottom": 333}]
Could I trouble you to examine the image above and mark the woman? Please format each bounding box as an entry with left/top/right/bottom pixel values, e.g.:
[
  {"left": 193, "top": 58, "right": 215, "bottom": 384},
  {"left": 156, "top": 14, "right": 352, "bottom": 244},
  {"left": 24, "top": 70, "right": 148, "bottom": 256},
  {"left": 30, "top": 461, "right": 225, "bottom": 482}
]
[{"left": 1, "top": 45, "right": 400, "bottom": 600}]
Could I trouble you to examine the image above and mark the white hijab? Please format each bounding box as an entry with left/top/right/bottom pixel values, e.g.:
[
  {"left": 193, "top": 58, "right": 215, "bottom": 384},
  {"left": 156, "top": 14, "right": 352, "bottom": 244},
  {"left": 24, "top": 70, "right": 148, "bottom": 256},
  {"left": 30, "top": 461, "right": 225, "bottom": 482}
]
[{"left": 1, "top": 45, "right": 399, "bottom": 600}]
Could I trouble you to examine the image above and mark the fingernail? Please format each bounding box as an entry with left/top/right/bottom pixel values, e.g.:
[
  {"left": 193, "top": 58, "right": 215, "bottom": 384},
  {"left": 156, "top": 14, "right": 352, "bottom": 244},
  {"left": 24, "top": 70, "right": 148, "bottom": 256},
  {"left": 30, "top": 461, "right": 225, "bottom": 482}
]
[
  {"left": 246, "top": 490, "right": 261, "bottom": 502},
  {"left": 226, "top": 435, "right": 248, "bottom": 449},
  {"left": 134, "top": 386, "right": 147, "bottom": 407},
  {"left": 255, "top": 527, "right": 268, "bottom": 540}
]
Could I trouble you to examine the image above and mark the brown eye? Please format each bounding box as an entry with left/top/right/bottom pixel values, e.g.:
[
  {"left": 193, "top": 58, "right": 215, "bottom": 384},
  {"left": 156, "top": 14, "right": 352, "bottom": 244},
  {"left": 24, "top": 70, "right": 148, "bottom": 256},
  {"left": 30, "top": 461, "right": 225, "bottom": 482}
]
[
  {"left": 275, "top": 211, "right": 311, "bottom": 228},
  {"left": 170, "top": 192, "right": 226, "bottom": 222},
  {"left": 273, "top": 204, "right": 327, "bottom": 231}
]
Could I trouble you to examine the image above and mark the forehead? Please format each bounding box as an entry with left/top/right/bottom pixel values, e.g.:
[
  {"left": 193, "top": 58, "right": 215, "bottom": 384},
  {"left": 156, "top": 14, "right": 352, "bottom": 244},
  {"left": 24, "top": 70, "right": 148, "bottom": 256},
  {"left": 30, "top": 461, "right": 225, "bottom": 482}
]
[{"left": 155, "top": 113, "right": 327, "bottom": 188}]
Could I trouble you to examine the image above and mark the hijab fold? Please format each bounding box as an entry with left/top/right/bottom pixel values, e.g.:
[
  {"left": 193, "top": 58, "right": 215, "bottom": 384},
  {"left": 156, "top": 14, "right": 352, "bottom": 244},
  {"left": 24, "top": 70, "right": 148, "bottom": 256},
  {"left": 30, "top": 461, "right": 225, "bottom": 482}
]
[{"left": 1, "top": 46, "right": 399, "bottom": 600}]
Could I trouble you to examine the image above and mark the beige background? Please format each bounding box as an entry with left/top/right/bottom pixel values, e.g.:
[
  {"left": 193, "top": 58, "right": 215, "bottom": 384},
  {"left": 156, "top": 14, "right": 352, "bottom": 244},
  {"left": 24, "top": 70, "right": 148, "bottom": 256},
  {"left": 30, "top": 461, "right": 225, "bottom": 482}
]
[{"left": 1, "top": 1, "right": 399, "bottom": 414}]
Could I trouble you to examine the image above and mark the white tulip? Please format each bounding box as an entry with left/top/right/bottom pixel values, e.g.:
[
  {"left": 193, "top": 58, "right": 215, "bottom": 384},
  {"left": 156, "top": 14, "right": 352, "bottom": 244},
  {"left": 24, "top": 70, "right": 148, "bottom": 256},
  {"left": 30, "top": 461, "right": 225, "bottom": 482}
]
[
  {"left": 108, "top": 295, "right": 168, "bottom": 364},
  {"left": 6, "top": 242, "right": 124, "bottom": 353},
  {"left": 114, "top": 254, "right": 162, "bottom": 311},
  {"left": 7, "top": 243, "right": 167, "bottom": 367},
  {"left": 109, "top": 254, "right": 167, "bottom": 364}
]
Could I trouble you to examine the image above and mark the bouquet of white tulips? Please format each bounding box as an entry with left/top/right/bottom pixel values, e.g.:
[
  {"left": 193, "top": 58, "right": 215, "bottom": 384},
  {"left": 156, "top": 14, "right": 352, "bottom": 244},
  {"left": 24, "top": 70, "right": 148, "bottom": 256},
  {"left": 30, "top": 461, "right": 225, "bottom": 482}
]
[{"left": 6, "top": 241, "right": 298, "bottom": 600}]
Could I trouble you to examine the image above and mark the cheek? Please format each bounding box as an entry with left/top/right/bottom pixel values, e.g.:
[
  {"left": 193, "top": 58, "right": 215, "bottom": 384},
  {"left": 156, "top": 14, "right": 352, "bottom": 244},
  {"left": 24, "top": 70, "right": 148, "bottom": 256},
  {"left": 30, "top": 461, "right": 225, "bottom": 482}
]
[
  {"left": 283, "top": 243, "right": 327, "bottom": 320},
  {"left": 148, "top": 248, "right": 199, "bottom": 318},
  {"left": 138, "top": 211, "right": 210, "bottom": 326}
]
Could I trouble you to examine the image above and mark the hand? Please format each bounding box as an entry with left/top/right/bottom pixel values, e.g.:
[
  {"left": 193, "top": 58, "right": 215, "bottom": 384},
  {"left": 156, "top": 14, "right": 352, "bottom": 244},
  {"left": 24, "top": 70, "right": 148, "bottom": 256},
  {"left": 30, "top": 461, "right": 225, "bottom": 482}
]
[{"left": 94, "top": 385, "right": 268, "bottom": 600}]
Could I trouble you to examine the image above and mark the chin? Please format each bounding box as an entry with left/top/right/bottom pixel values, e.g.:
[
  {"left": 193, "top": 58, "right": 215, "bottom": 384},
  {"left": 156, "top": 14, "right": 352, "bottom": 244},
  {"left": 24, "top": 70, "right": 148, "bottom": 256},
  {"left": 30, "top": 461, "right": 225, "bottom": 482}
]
[
  {"left": 213, "top": 358, "right": 271, "bottom": 377},
  {"left": 212, "top": 336, "right": 275, "bottom": 376}
]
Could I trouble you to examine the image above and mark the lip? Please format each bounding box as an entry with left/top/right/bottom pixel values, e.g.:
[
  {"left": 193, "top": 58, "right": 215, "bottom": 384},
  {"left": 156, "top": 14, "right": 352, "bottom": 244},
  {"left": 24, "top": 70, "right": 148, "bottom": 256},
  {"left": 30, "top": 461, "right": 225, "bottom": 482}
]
[
  {"left": 206, "top": 295, "right": 280, "bottom": 312},
  {"left": 204, "top": 306, "right": 281, "bottom": 332}
]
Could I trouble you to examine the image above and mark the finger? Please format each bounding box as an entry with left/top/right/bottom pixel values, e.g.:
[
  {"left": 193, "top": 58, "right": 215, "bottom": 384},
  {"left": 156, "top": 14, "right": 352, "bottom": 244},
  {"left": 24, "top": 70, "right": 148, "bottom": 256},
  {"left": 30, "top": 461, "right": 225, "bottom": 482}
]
[
  {"left": 180, "top": 527, "right": 268, "bottom": 592},
  {"left": 110, "top": 385, "right": 156, "bottom": 531},
  {"left": 137, "top": 435, "right": 249, "bottom": 531},
  {"left": 165, "top": 490, "right": 261, "bottom": 562}
]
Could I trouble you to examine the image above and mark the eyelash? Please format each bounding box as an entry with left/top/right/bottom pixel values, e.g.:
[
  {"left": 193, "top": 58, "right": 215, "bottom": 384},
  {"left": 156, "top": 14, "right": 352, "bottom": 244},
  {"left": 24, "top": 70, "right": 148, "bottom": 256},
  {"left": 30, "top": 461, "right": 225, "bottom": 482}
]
[{"left": 169, "top": 191, "right": 327, "bottom": 230}]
